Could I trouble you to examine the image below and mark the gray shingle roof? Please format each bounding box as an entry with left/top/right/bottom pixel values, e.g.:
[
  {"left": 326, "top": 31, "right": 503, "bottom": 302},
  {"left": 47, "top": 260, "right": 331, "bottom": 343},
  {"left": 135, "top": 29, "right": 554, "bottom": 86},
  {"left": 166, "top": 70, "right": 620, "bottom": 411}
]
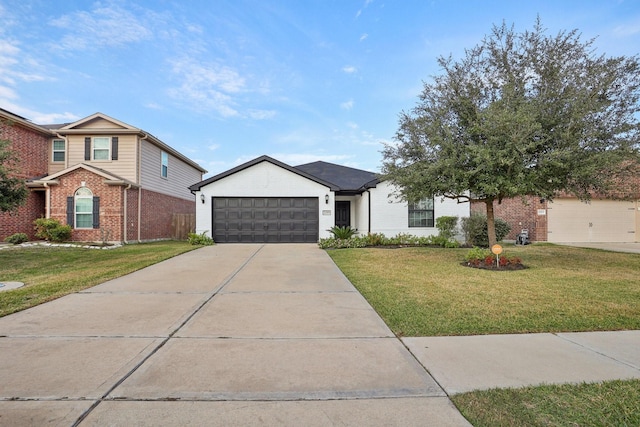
[{"left": 295, "top": 161, "right": 379, "bottom": 192}]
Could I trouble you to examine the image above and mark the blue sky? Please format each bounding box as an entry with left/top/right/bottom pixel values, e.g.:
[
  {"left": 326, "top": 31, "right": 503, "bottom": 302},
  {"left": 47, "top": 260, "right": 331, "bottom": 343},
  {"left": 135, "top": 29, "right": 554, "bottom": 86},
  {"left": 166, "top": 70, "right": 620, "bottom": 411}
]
[{"left": 2, "top": 1, "right": 640, "bottom": 176}]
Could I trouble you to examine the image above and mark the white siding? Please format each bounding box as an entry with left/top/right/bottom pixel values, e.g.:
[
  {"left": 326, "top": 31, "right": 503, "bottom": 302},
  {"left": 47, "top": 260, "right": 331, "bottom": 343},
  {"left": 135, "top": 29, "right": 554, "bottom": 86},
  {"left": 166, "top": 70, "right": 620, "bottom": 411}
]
[
  {"left": 368, "top": 181, "right": 470, "bottom": 237},
  {"left": 195, "top": 161, "right": 333, "bottom": 239},
  {"left": 140, "top": 139, "right": 201, "bottom": 200}
]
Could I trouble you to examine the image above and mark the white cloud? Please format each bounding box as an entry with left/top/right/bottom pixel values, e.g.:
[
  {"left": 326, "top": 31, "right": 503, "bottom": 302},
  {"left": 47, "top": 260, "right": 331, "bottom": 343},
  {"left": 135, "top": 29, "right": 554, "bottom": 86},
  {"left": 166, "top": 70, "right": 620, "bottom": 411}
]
[
  {"left": 168, "top": 57, "right": 245, "bottom": 118},
  {"left": 31, "top": 111, "right": 80, "bottom": 124},
  {"left": 248, "top": 109, "right": 277, "bottom": 120},
  {"left": 355, "top": 0, "right": 373, "bottom": 19},
  {"left": 50, "top": 2, "right": 153, "bottom": 50},
  {"left": 0, "top": 100, "right": 79, "bottom": 124},
  {"left": 0, "top": 85, "right": 18, "bottom": 100},
  {"left": 342, "top": 65, "right": 357, "bottom": 74},
  {"left": 144, "top": 102, "right": 163, "bottom": 110},
  {"left": 340, "top": 99, "right": 354, "bottom": 110},
  {"left": 613, "top": 19, "right": 640, "bottom": 37},
  {"left": 208, "top": 143, "right": 221, "bottom": 151},
  {"left": 360, "top": 33, "right": 369, "bottom": 42}
]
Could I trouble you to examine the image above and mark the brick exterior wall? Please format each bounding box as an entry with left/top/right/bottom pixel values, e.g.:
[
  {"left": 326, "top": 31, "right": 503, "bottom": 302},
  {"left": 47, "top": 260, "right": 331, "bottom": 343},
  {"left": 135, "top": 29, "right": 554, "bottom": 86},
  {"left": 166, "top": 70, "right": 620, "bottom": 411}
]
[
  {"left": 50, "top": 168, "right": 125, "bottom": 242},
  {"left": 126, "top": 187, "right": 140, "bottom": 242},
  {"left": 471, "top": 196, "right": 548, "bottom": 242},
  {"left": 138, "top": 189, "right": 195, "bottom": 241},
  {"left": 0, "top": 118, "right": 49, "bottom": 241}
]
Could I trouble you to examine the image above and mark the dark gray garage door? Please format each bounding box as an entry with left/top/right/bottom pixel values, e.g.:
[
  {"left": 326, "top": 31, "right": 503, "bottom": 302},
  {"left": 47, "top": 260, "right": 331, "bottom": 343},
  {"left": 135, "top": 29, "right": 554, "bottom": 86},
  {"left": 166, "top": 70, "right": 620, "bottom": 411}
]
[{"left": 212, "top": 197, "right": 319, "bottom": 243}]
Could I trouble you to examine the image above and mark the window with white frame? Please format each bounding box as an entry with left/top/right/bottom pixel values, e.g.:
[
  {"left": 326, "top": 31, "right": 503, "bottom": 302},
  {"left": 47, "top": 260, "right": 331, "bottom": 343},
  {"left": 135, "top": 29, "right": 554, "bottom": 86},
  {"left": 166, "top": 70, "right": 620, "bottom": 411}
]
[
  {"left": 52, "top": 139, "right": 65, "bottom": 162},
  {"left": 75, "top": 187, "right": 93, "bottom": 228},
  {"left": 408, "top": 198, "right": 434, "bottom": 227},
  {"left": 161, "top": 151, "right": 168, "bottom": 178},
  {"left": 93, "top": 137, "right": 110, "bottom": 160}
]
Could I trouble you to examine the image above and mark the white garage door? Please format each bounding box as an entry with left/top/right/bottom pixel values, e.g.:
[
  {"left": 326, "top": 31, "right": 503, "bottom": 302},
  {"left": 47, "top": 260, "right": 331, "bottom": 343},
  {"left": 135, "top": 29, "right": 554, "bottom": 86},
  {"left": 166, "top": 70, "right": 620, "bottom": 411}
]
[{"left": 547, "top": 199, "right": 637, "bottom": 243}]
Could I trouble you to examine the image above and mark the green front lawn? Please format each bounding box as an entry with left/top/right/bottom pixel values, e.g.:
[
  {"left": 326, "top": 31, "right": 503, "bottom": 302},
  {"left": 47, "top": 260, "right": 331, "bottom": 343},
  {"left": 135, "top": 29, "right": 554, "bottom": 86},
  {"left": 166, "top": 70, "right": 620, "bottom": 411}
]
[
  {"left": 328, "top": 244, "right": 640, "bottom": 426},
  {"left": 452, "top": 379, "right": 640, "bottom": 427},
  {"left": 0, "top": 241, "right": 198, "bottom": 317},
  {"left": 328, "top": 244, "right": 640, "bottom": 336}
]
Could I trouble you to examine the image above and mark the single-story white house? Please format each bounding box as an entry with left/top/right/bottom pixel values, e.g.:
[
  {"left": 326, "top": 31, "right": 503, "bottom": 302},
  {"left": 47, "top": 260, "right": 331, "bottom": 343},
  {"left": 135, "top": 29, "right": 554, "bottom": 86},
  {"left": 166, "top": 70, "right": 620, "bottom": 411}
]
[{"left": 189, "top": 155, "right": 470, "bottom": 243}]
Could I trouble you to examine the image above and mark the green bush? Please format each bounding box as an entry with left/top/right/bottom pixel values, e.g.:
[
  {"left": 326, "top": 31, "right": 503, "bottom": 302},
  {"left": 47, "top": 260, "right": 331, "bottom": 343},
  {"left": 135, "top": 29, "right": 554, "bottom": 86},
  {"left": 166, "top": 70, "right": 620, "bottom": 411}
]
[
  {"left": 4, "top": 233, "right": 29, "bottom": 244},
  {"left": 48, "top": 225, "right": 72, "bottom": 242},
  {"left": 436, "top": 216, "right": 459, "bottom": 240},
  {"left": 318, "top": 232, "right": 460, "bottom": 249},
  {"left": 464, "top": 246, "right": 492, "bottom": 262},
  {"left": 187, "top": 231, "right": 215, "bottom": 246},
  {"left": 328, "top": 226, "right": 358, "bottom": 239},
  {"left": 33, "top": 218, "right": 72, "bottom": 242},
  {"left": 460, "top": 212, "right": 511, "bottom": 247}
]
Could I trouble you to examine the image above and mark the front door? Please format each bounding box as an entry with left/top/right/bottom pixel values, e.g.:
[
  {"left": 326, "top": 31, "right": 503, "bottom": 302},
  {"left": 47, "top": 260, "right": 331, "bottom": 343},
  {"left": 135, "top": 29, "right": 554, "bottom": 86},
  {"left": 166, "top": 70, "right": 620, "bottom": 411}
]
[{"left": 335, "top": 201, "right": 350, "bottom": 228}]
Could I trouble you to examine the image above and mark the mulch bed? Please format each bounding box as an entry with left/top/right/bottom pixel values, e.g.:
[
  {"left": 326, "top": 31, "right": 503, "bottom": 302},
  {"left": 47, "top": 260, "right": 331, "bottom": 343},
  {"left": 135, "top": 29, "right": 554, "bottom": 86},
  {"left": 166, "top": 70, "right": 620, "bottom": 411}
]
[{"left": 461, "top": 262, "right": 528, "bottom": 271}]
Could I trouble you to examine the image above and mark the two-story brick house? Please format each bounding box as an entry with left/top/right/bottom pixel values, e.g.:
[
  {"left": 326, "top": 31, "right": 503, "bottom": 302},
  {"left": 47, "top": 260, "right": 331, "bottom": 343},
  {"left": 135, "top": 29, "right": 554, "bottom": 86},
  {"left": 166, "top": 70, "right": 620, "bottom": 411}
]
[{"left": 0, "top": 109, "right": 206, "bottom": 243}]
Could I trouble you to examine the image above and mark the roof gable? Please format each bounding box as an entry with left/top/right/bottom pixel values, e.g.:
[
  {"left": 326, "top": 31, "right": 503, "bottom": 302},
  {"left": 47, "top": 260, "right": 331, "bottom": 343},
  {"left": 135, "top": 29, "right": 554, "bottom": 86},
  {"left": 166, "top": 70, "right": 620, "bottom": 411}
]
[
  {"left": 189, "top": 155, "right": 339, "bottom": 192},
  {"left": 58, "top": 113, "right": 137, "bottom": 131}
]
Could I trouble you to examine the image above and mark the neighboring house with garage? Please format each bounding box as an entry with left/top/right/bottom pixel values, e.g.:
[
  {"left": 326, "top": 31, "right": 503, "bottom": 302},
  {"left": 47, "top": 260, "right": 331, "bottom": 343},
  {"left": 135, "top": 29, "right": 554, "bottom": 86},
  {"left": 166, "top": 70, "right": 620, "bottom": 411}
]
[
  {"left": 189, "top": 155, "right": 469, "bottom": 243},
  {"left": 472, "top": 193, "right": 640, "bottom": 243},
  {"left": 0, "top": 109, "right": 206, "bottom": 243}
]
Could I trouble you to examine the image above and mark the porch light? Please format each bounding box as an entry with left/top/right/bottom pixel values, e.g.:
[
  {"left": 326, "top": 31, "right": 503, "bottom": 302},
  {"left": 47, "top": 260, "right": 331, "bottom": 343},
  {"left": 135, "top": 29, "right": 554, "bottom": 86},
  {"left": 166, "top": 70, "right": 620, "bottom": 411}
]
[
  {"left": 325, "top": 194, "right": 329, "bottom": 204},
  {"left": 200, "top": 193, "right": 206, "bottom": 204}
]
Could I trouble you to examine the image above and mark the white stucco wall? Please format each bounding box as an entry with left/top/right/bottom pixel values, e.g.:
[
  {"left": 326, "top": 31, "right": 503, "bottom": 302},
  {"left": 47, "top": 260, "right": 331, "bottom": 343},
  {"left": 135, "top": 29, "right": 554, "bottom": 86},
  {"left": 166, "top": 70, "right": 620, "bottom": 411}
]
[
  {"left": 368, "top": 181, "right": 470, "bottom": 238},
  {"left": 194, "top": 161, "right": 335, "bottom": 239}
]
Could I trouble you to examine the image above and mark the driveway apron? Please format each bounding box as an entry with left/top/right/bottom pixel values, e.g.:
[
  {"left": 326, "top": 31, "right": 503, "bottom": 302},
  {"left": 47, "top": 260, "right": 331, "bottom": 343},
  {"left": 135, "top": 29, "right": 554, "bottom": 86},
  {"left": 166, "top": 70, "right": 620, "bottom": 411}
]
[{"left": 0, "top": 244, "right": 470, "bottom": 426}]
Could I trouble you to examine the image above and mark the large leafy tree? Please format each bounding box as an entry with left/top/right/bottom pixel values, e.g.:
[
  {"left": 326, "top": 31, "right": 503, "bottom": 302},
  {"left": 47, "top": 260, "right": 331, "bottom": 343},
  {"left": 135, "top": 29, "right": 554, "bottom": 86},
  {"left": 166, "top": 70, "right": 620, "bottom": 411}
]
[
  {"left": 382, "top": 19, "right": 640, "bottom": 247},
  {"left": 0, "top": 138, "right": 28, "bottom": 213}
]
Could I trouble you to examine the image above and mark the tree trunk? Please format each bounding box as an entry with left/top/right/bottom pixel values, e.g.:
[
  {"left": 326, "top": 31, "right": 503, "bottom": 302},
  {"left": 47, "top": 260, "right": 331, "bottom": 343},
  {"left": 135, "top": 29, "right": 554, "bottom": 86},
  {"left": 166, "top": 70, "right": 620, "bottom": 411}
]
[{"left": 485, "top": 199, "right": 497, "bottom": 248}]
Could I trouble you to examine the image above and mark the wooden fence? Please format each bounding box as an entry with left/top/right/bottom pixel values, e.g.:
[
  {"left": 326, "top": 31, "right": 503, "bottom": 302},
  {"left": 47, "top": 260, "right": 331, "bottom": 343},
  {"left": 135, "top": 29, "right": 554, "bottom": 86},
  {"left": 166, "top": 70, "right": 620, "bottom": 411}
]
[{"left": 171, "top": 213, "right": 195, "bottom": 240}]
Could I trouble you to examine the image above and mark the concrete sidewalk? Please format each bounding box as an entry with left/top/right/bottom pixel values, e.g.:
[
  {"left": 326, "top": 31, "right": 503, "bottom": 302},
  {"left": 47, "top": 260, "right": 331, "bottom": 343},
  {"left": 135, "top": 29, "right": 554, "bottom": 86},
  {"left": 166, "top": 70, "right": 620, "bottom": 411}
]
[{"left": 0, "top": 244, "right": 638, "bottom": 426}]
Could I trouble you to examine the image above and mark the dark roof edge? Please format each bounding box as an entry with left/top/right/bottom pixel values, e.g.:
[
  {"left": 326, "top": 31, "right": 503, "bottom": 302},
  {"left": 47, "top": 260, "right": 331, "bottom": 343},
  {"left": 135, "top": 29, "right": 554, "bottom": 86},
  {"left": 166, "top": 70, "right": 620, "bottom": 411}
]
[{"left": 189, "top": 155, "right": 340, "bottom": 192}]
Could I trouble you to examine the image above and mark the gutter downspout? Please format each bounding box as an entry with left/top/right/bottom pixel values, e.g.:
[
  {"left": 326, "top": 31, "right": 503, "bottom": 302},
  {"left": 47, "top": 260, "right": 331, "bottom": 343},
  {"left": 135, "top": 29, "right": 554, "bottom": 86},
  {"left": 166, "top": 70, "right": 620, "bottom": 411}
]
[
  {"left": 43, "top": 182, "right": 50, "bottom": 219},
  {"left": 137, "top": 133, "right": 148, "bottom": 243},
  {"left": 367, "top": 189, "right": 371, "bottom": 234},
  {"left": 123, "top": 184, "right": 131, "bottom": 244}
]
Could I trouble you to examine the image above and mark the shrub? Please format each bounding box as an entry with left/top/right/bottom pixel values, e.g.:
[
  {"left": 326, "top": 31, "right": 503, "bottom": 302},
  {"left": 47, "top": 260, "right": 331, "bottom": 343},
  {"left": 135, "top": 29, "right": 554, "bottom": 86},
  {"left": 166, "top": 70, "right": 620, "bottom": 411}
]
[
  {"left": 436, "top": 216, "right": 458, "bottom": 240},
  {"left": 318, "top": 232, "right": 460, "bottom": 249},
  {"left": 48, "top": 225, "right": 72, "bottom": 242},
  {"left": 464, "top": 246, "right": 491, "bottom": 263},
  {"left": 364, "top": 233, "right": 385, "bottom": 246},
  {"left": 4, "top": 233, "right": 28, "bottom": 244},
  {"left": 460, "top": 212, "right": 511, "bottom": 247},
  {"left": 328, "top": 226, "right": 358, "bottom": 239},
  {"left": 187, "top": 231, "right": 215, "bottom": 246},
  {"left": 33, "top": 218, "right": 72, "bottom": 242}
]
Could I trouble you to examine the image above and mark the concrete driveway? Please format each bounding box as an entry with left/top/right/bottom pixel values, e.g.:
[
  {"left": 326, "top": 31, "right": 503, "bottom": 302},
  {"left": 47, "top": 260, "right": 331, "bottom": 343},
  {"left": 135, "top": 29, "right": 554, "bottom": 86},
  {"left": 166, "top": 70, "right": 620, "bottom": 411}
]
[
  {"left": 556, "top": 242, "right": 640, "bottom": 254},
  {"left": 0, "top": 244, "right": 469, "bottom": 426}
]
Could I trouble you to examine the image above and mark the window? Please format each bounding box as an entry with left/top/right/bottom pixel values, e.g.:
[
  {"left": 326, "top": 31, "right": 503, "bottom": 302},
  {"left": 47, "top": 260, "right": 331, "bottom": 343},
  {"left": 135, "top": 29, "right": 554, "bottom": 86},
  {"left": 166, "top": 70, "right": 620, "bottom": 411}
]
[
  {"left": 75, "top": 187, "right": 93, "bottom": 229},
  {"left": 161, "top": 151, "right": 168, "bottom": 178},
  {"left": 93, "top": 137, "right": 110, "bottom": 160},
  {"left": 408, "top": 198, "right": 434, "bottom": 227},
  {"left": 52, "top": 139, "right": 65, "bottom": 162}
]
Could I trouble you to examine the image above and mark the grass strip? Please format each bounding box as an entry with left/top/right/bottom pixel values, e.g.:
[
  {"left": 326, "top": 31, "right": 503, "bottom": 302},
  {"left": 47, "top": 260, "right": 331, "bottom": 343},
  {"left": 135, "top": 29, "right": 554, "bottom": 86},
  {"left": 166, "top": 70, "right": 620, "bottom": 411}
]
[
  {"left": 0, "top": 241, "right": 198, "bottom": 317},
  {"left": 452, "top": 379, "right": 640, "bottom": 427}
]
